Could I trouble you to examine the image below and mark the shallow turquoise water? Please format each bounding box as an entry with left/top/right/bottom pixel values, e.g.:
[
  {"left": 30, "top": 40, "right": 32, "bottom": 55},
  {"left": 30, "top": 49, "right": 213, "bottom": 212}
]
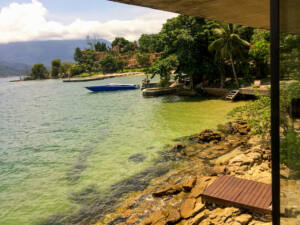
[{"left": 0, "top": 76, "right": 244, "bottom": 225}]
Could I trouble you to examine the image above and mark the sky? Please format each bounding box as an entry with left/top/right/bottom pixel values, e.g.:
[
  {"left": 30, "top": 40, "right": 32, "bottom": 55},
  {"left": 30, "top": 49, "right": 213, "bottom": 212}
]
[{"left": 0, "top": 0, "right": 177, "bottom": 43}]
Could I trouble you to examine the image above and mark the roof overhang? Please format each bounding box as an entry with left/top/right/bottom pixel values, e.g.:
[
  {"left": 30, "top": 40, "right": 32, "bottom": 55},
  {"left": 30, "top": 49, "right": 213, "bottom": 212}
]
[{"left": 109, "top": 0, "right": 300, "bottom": 34}]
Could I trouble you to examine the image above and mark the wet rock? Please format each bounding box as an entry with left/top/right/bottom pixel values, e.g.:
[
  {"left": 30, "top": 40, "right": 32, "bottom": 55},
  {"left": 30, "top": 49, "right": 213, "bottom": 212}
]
[
  {"left": 189, "top": 177, "right": 212, "bottom": 198},
  {"left": 148, "top": 211, "right": 168, "bottom": 225},
  {"left": 235, "top": 214, "right": 252, "bottom": 225},
  {"left": 153, "top": 184, "right": 182, "bottom": 197},
  {"left": 190, "top": 130, "right": 222, "bottom": 143},
  {"left": 180, "top": 198, "right": 196, "bottom": 218},
  {"left": 180, "top": 198, "right": 205, "bottom": 219},
  {"left": 170, "top": 143, "right": 186, "bottom": 153},
  {"left": 183, "top": 176, "right": 197, "bottom": 192},
  {"left": 126, "top": 214, "right": 139, "bottom": 224},
  {"left": 185, "top": 210, "right": 208, "bottom": 225},
  {"left": 128, "top": 153, "right": 147, "bottom": 163},
  {"left": 218, "top": 122, "right": 235, "bottom": 134},
  {"left": 121, "top": 209, "right": 132, "bottom": 219},
  {"left": 234, "top": 122, "right": 251, "bottom": 135},
  {"left": 166, "top": 207, "right": 181, "bottom": 224},
  {"left": 218, "top": 122, "right": 250, "bottom": 135},
  {"left": 210, "top": 164, "right": 226, "bottom": 176}
]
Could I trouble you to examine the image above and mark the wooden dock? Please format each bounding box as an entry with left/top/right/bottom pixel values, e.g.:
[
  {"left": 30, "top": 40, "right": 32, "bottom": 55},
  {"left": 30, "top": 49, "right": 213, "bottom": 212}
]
[
  {"left": 201, "top": 175, "right": 272, "bottom": 214},
  {"left": 239, "top": 85, "right": 270, "bottom": 96}
]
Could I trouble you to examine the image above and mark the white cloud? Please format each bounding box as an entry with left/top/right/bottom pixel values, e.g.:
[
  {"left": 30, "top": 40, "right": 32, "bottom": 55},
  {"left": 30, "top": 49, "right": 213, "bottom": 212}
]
[{"left": 0, "top": 0, "right": 177, "bottom": 43}]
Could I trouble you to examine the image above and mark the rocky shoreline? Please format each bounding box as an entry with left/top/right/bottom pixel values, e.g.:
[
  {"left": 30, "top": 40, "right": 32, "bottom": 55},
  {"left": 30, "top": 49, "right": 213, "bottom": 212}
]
[{"left": 95, "top": 122, "right": 273, "bottom": 225}]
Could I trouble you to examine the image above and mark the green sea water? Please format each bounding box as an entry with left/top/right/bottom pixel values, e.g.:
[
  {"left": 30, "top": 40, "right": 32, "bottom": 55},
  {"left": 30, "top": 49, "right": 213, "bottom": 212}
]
[{"left": 0, "top": 76, "right": 244, "bottom": 225}]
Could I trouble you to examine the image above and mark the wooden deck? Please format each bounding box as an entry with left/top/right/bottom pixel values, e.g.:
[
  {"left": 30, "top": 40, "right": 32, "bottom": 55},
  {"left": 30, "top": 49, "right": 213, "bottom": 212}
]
[
  {"left": 239, "top": 85, "right": 270, "bottom": 96},
  {"left": 201, "top": 175, "right": 272, "bottom": 214}
]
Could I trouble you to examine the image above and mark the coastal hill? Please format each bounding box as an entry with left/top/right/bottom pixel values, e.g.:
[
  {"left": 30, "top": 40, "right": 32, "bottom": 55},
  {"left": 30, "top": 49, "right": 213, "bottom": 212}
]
[
  {"left": 0, "top": 61, "right": 30, "bottom": 77},
  {"left": 0, "top": 39, "right": 110, "bottom": 76}
]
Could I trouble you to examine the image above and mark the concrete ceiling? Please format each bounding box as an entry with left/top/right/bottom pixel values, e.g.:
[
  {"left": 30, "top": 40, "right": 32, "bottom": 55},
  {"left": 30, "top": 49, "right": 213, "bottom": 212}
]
[{"left": 109, "top": 0, "right": 300, "bottom": 34}]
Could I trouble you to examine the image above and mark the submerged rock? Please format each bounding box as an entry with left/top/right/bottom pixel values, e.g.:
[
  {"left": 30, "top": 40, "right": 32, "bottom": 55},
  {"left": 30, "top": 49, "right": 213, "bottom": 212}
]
[
  {"left": 189, "top": 129, "right": 222, "bottom": 143},
  {"left": 128, "top": 153, "right": 147, "bottom": 163}
]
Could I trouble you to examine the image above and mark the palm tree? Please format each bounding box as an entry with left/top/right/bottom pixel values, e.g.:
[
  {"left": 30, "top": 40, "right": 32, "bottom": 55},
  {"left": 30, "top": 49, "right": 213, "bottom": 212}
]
[{"left": 209, "top": 23, "right": 250, "bottom": 88}]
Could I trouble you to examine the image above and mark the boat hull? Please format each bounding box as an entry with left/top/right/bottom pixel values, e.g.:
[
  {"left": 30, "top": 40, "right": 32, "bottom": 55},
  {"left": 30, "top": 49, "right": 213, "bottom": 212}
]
[{"left": 86, "top": 84, "right": 139, "bottom": 92}]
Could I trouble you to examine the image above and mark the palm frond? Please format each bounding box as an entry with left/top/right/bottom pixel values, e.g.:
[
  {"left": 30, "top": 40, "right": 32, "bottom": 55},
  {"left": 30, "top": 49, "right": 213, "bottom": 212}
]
[{"left": 208, "top": 38, "right": 224, "bottom": 52}]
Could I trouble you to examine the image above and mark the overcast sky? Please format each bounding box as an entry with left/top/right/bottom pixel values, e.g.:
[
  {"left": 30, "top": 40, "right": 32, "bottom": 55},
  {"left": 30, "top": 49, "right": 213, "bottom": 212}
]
[{"left": 0, "top": 0, "right": 177, "bottom": 43}]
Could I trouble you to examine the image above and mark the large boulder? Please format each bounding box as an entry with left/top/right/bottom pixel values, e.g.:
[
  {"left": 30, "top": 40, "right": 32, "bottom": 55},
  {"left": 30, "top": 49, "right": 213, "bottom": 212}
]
[{"left": 190, "top": 130, "right": 222, "bottom": 143}]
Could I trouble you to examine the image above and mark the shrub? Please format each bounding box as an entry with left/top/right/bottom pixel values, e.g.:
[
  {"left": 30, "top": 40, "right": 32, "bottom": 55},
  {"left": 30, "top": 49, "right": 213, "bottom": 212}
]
[
  {"left": 281, "top": 130, "right": 300, "bottom": 172},
  {"left": 229, "top": 95, "right": 271, "bottom": 136},
  {"left": 70, "top": 64, "right": 84, "bottom": 76},
  {"left": 100, "top": 54, "right": 118, "bottom": 74},
  {"left": 146, "top": 55, "right": 179, "bottom": 87}
]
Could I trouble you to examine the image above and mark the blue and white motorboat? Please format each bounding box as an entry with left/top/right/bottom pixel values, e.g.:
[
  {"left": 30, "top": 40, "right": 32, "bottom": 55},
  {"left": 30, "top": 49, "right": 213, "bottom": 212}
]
[{"left": 85, "top": 83, "right": 140, "bottom": 92}]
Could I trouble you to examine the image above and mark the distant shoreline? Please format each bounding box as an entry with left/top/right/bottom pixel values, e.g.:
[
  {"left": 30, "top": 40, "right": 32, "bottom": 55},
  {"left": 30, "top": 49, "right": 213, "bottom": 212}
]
[
  {"left": 62, "top": 71, "right": 145, "bottom": 82},
  {"left": 8, "top": 71, "right": 145, "bottom": 82}
]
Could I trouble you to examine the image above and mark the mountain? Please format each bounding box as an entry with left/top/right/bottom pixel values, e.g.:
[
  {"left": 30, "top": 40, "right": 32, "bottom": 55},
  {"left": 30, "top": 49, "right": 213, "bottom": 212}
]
[
  {"left": 0, "top": 62, "right": 30, "bottom": 77},
  {"left": 0, "top": 39, "right": 111, "bottom": 75}
]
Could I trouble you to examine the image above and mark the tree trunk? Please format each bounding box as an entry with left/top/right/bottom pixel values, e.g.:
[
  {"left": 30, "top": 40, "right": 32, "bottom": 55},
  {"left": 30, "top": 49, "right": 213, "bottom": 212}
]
[
  {"left": 229, "top": 54, "right": 239, "bottom": 88},
  {"left": 220, "top": 73, "right": 225, "bottom": 88}
]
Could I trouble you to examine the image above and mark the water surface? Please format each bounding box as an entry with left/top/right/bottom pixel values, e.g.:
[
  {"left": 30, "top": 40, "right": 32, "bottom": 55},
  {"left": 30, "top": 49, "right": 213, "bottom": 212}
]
[{"left": 0, "top": 76, "right": 244, "bottom": 224}]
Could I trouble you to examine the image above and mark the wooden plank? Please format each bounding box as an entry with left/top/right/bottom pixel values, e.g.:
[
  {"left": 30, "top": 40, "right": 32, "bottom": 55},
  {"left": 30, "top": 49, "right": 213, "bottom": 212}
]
[
  {"left": 201, "top": 176, "right": 272, "bottom": 214},
  {"left": 202, "top": 175, "right": 225, "bottom": 196},
  {"left": 206, "top": 175, "right": 228, "bottom": 196}
]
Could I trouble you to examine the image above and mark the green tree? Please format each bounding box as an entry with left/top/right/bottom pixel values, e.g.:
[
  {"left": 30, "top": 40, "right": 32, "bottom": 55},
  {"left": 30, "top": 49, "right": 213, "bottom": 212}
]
[
  {"left": 116, "top": 60, "right": 128, "bottom": 72},
  {"left": 112, "top": 37, "right": 130, "bottom": 48},
  {"left": 95, "top": 42, "right": 108, "bottom": 51},
  {"left": 70, "top": 64, "right": 84, "bottom": 76},
  {"left": 147, "top": 54, "right": 179, "bottom": 86},
  {"left": 209, "top": 23, "right": 250, "bottom": 88},
  {"left": 31, "top": 63, "right": 48, "bottom": 79},
  {"left": 158, "top": 15, "right": 218, "bottom": 88},
  {"left": 138, "top": 34, "right": 164, "bottom": 53},
  {"left": 100, "top": 54, "right": 119, "bottom": 74},
  {"left": 80, "top": 50, "right": 97, "bottom": 73},
  {"left": 51, "top": 58, "right": 61, "bottom": 78},
  {"left": 60, "top": 62, "right": 73, "bottom": 78},
  {"left": 136, "top": 54, "right": 149, "bottom": 67},
  {"left": 248, "top": 29, "right": 270, "bottom": 79},
  {"left": 74, "top": 47, "right": 83, "bottom": 63},
  {"left": 111, "top": 37, "right": 135, "bottom": 53}
]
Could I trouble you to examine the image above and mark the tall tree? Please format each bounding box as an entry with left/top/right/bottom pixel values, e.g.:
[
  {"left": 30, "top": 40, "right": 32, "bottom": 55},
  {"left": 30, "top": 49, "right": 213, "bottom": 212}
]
[
  {"left": 74, "top": 47, "right": 83, "bottom": 63},
  {"left": 159, "top": 15, "right": 217, "bottom": 88},
  {"left": 95, "top": 42, "right": 107, "bottom": 52},
  {"left": 138, "top": 34, "right": 164, "bottom": 53},
  {"left": 31, "top": 63, "right": 48, "bottom": 79},
  {"left": 51, "top": 58, "right": 61, "bottom": 78},
  {"left": 111, "top": 37, "right": 135, "bottom": 53},
  {"left": 209, "top": 23, "right": 250, "bottom": 88}
]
